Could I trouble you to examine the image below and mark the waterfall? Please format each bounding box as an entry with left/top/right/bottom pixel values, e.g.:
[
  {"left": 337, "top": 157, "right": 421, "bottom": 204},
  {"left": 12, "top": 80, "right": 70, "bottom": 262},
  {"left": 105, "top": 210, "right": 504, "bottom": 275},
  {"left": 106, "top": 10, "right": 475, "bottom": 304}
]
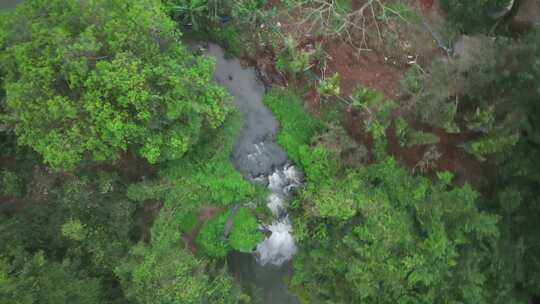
[
  {"left": 254, "top": 164, "right": 302, "bottom": 266},
  {"left": 201, "top": 41, "right": 300, "bottom": 303}
]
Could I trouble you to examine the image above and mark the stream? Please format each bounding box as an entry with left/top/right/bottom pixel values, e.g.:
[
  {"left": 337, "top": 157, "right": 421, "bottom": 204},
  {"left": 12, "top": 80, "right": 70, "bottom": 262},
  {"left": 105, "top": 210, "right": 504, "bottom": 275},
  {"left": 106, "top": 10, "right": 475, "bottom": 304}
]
[{"left": 202, "top": 43, "right": 301, "bottom": 304}]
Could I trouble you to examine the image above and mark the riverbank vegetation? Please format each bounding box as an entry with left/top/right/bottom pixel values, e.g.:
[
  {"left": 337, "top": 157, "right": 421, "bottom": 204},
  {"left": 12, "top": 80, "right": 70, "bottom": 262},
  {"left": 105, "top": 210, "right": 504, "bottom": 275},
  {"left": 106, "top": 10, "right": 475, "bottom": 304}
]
[{"left": 2, "top": 0, "right": 540, "bottom": 303}]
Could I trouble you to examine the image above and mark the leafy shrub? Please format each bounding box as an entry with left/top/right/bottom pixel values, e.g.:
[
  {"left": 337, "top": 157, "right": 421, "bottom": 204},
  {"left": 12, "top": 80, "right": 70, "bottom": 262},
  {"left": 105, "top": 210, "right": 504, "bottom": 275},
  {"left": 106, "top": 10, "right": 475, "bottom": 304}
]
[
  {"left": 463, "top": 133, "right": 520, "bottom": 161},
  {"left": 0, "top": 169, "right": 22, "bottom": 197},
  {"left": 0, "top": 0, "right": 231, "bottom": 169},
  {"left": 228, "top": 208, "right": 264, "bottom": 252},
  {"left": 318, "top": 73, "right": 341, "bottom": 97},
  {"left": 62, "top": 219, "right": 86, "bottom": 241},
  {"left": 276, "top": 36, "right": 314, "bottom": 74},
  {"left": 116, "top": 242, "right": 243, "bottom": 304},
  {"left": 266, "top": 86, "right": 500, "bottom": 303},
  {"left": 351, "top": 86, "right": 385, "bottom": 108},
  {"left": 196, "top": 211, "right": 231, "bottom": 258},
  {"left": 351, "top": 87, "right": 396, "bottom": 139},
  {"left": 465, "top": 106, "right": 496, "bottom": 133},
  {"left": 395, "top": 118, "right": 440, "bottom": 147},
  {"left": 127, "top": 113, "right": 260, "bottom": 213},
  {"left": 263, "top": 88, "right": 322, "bottom": 163},
  {"left": 178, "top": 211, "right": 198, "bottom": 233}
]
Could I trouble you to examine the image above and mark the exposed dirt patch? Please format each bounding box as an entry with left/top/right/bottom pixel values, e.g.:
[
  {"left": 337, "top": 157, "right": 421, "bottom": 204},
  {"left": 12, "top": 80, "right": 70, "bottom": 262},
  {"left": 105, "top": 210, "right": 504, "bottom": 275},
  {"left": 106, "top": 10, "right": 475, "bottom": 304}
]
[
  {"left": 345, "top": 112, "right": 494, "bottom": 189},
  {"left": 132, "top": 200, "right": 163, "bottom": 243},
  {"left": 182, "top": 205, "right": 226, "bottom": 255},
  {"left": 248, "top": 0, "right": 491, "bottom": 188},
  {"left": 420, "top": 0, "right": 434, "bottom": 11},
  {"left": 324, "top": 38, "right": 402, "bottom": 98}
]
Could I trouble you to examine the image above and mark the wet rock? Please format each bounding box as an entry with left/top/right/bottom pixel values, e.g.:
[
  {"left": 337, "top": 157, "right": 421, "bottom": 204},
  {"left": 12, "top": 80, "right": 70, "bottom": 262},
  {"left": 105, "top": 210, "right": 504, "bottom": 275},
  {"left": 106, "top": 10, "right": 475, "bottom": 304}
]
[
  {"left": 223, "top": 205, "right": 240, "bottom": 239},
  {"left": 513, "top": 0, "right": 540, "bottom": 30},
  {"left": 256, "top": 54, "right": 286, "bottom": 87}
]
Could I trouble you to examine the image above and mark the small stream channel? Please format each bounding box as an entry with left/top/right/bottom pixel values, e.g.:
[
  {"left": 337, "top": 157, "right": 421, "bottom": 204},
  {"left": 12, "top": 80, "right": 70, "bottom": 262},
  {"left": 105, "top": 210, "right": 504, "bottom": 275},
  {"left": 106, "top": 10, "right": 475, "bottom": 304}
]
[{"left": 202, "top": 43, "right": 301, "bottom": 303}]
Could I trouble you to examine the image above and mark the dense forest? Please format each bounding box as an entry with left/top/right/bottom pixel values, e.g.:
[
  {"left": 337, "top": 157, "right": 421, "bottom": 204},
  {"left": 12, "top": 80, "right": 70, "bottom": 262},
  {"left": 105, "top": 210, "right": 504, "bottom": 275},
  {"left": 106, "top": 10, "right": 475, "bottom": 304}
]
[{"left": 1, "top": 0, "right": 540, "bottom": 303}]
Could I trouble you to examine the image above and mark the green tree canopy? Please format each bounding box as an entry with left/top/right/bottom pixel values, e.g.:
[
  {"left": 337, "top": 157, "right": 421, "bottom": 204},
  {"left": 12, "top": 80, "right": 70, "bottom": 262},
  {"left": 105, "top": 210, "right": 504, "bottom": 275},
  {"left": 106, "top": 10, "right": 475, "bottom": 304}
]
[{"left": 0, "top": 0, "right": 231, "bottom": 169}]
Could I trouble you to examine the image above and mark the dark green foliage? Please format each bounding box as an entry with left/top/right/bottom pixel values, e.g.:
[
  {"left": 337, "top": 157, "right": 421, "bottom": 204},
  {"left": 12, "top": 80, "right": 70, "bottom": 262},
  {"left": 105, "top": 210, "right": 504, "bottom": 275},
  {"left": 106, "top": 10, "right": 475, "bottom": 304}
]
[
  {"left": 0, "top": 169, "right": 23, "bottom": 197},
  {"left": 405, "top": 27, "right": 540, "bottom": 301},
  {"left": 440, "top": 0, "right": 509, "bottom": 32},
  {"left": 265, "top": 87, "right": 501, "bottom": 303},
  {"left": 0, "top": 0, "right": 231, "bottom": 169},
  {"left": 116, "top": 242, "right": 244, "bottom": 304},
  {"left": 56, "top": 173, "right": 136, "bottom": 273},
  {"left": 0, "top": 169, "right": 135, "bottom": 303},
  {"left": 118, "top": 113, "right": 260, "bottom": 301},
  {"left": 395, "top": 118, "right": 440, "bottom": 147},
  {"left": 0, "top": 251, "right": 103, "bottom": 304},
  {"left": 127, "top": 113, "right": 260, "bottom": 213},
  {"left": 164, "top": 0, "right": 266, "bottom": 58}
]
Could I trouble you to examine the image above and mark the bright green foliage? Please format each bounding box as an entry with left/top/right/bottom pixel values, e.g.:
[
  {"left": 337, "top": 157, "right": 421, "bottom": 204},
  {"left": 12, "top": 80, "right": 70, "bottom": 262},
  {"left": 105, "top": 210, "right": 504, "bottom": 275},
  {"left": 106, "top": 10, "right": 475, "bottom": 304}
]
[
  {"left": 197, "top": 211, "right": 231, "bottom": 258},
  {"left": 178, "top": 211, "right": 198, "bottom": 233},
  {"left": 116, "top": 242, "right": 243, "bottom": 304},
  {"left": 440, "top": 0, "right": 509, "bottom": 31},
  {"left": 351, "top": 87, "right": 396, "bottom": 139},
  {"left": 118, "top": 112, "right": 258, "bottom": 300},
  {"left": 293, "top": 160, "right": 499, "bottom": 303},
  {"left": 127, "top": 113, "right": 260, "bottom": 213},
  {"left": 263, "top": 88, "right": 321, "bottom": 163},
  {"left": 117, "top": 196, "right": 246, "bottom": 303},
  {"left": 228, "top": 208, "right": 264, "bottom": 252},
  {"left": 266, "top": 87, "right": 501, "bottom": 303},
  {"left": 197, "top": 207, "right": 264, "bottom": 256},
  {"left": 276, "top": 36, "right": 314, "bottom": 74},
  {"left": 0, "top": 0, "right": 231, "bottom": 169},
  {"left": 61, "top": 219, "right": 86, "bottom": 241},
  {"left": 164, "top": 0, "right": 265, "bottom": 30},
  {"left": 351, "top": 86, "right": 385, "bottom": 108},
  {"left": 463, "top": 133, "right": 520, "bottom": 162},
  {"left": 318, "top": 73, "right": 341, "bottom": 97}
]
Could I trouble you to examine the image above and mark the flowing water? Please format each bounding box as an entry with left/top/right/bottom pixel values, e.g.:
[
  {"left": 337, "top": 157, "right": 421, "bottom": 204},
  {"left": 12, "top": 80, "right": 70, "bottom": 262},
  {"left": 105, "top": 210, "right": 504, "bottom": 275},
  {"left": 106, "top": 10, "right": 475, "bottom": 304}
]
[{"left": 202, "top": 43, "right": 301, "bottom": 303}]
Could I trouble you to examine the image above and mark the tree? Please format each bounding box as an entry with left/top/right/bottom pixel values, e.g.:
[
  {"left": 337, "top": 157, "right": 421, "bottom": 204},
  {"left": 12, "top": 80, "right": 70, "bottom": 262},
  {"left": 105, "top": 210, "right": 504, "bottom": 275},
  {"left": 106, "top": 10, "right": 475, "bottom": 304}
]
[
  {"left": 0, "top": 0, "right": 231, "bottom": 169},
  {"left": 264, "top": 88, "right": 501, "bottom": 303},
  {"left": 292, "top": 158, "right": 500, "bottom": 303},
  {"left": 0, "top": 250, "right": 103, "bottom": 304}
]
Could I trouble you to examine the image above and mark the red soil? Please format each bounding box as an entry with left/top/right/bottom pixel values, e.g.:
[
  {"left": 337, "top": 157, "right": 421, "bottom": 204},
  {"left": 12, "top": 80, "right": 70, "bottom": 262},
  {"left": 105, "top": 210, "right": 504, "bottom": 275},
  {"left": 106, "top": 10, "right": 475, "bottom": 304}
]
[
  {"left": 182, "top": 205, "right": 226, "bottom": 255},
  {"left": 419, "top": 0, "right": 435, "bottom": 11},
  {"left": 324, "top": 38, "right": 402, "bottom": 98}
]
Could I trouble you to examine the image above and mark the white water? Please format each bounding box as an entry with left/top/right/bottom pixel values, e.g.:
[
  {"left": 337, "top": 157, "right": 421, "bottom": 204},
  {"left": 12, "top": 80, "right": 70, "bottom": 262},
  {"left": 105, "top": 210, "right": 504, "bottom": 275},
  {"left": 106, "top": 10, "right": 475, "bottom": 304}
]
[
  {"left": 255, "top": 164, "right": 302, "bottom": 266},
  {"left": 202, "top": 42, "right": 300, "bottom": 303}
]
